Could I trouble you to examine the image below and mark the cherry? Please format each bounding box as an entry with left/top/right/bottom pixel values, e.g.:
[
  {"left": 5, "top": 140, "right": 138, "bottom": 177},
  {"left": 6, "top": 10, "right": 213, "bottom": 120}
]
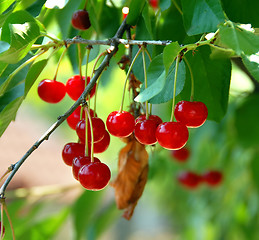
[
  {"left": 94, "top": 130, "right": 110, "bottom": 153},
  {"left": 134, "top": 119, "right": 159, "bottom": 145},
  {"left": 71, "top": 9, "right": 91, "bottom": 30},
  {"left": 171, "top": 147, "right": 190, "bottom": 162},
  {"left": 72, "top": 156, "right": 100, "bottom": 180},
  {"left": 38, "top": 79, "right": 66, "bottom": 103},
  {"left": 66, "top": 75, "right": 96, "bottom": 101},
  {"left": 78, "top": 162, "right": 111, "bottom": 190},
  {"left": 106, "top": 111, "right": 135, "bottom": 138},
  {"left": 202, "top": 170, "right": 223, "bottom": 187},
  {"left": 0, "top": 221, "right": 5, "bottom": 238},
  {"left": 135, "top": 114, "right": 162, "bottom": 125},
  {"left": 62, "top": 142, "right": 85, "bottom": 166},
  {"left": 76, "top": 117, "right": 106, "bottom": 143},
  {"left": 174, "top": 100, "right": 208, "bottom": 128},
  {"left": 149, "top": 0, "right": 159, "bottom": 9},
  {"left": 177, "top": 171, "right": 202, "bottom": 189},
  {"left": 67, "top": 106, "right": 96, "bottom": 130},
  {"left": 156, "top": 122, "right": 189, "bottom": 150}
]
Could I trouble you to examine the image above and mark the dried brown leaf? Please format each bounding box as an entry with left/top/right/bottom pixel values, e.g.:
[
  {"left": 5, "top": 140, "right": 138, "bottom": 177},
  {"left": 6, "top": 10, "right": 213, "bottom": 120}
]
[{"left": 111, "top": 135, "right": 149, "bottom": 220}]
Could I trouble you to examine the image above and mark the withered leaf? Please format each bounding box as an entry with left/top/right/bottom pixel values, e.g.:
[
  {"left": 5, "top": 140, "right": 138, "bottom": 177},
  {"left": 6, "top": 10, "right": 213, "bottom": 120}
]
[{"left": 111, "top": 135, "right": 149, "bottom": 220}]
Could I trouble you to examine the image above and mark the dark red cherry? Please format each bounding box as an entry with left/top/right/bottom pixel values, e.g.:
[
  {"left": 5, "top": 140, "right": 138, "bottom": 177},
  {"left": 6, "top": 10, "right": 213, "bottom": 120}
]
[
  {"left": 134, "top": 119, "right": 158, "bottom": 145},
  {"left": 171, "top": 147, "right": 190, "bottom": 162},
  {"left": 202, "top": 170, "right": 223, "bottom": 187},
  {"left": 71, "top": 10, "right": 91, "bottom": 30},
  {"left": 177, "top": 171, "right": 202, "bottom": 189},
  {"left": 156, "top": 122, "right": 189, "bottom": 150},
  {"left": 78, "top": 162, "right": 111, "bottom": 190},
  {"left": 174, "top": 100, "right": 208, "bottom": 128},
  {"left": 66, "top": 75, "right": 96, "bottom": 101},
  {"left": 106, "top": 111, "right": 135, "bottom": 138},
  {"left": 0, "top": 221, "right": 5, "bottom": 238},
  {"left": 94, "top": 130, "right": 110, "bottom": 153},
  {"left": 72, "top": 156, "right": 100, "bottom": 180},
  {"left": 76, "top": 117, "right": 106, "bottom": 143},
  {"left": 62, "top": 142, "right": 85, "bottom": 166},
  {"left": 38, "top": 79, "right": 66, "bottom": 103},
  {"left": 135, "top": 114, "right": 162, "bottom": 125},
  {"left": 67, "top": 106, "right": 96, "bottom": 130}
]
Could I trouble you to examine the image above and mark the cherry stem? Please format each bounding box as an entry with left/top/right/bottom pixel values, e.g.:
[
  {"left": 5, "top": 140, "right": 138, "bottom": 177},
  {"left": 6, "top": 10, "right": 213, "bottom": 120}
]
[
  {"left": 78, "top": 44, "right": 83, "bottom": 78},
  {"left": 144, "top": 48, "right": 152, "bottom": 61},
  {"left": 53, "top": 46, "right": 69, "bottom": 81},
  {"left": 83, "top": 0, "right": 88, "bottom": 10},
  {"left": 142, "top": 47, "right": 149, "bottom": 120},
  {"left": 170, "top": 55, "right": 180, "bottom": 122},
  {"left": 0, "top": 167, "right": 12, "bottom": 184},
  {"left": 85, "top": 107, "right": 94, "bottom": 162},
  {"left": 119, "top": 47, "right": 142, "bottom": 112},
  {"left": 3, "top": 203, "right": 15, "bottom": 240},
  {"left": 1, "top": 50, "right": 46, "bottom": 94},
  {"left": 93, "top": 71, "right": 103, "bottom": 117},
  {"left": 172, "top": 0, "right": 183, "bottom": 15},
  {"left": 0, "top": 203, "right": 3, "bottom": 240},
  {"left": 84, "top": 107, "right": 89, "bottom": 157},
  {"left": 183, "top": 56, "right": 194, "bottom": 101}
]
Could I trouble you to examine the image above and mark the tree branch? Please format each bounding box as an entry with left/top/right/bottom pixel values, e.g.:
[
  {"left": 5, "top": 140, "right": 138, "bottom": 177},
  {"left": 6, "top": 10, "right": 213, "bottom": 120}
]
[{"left": 0, "top": 19, "right": 130, "bottom": 198}]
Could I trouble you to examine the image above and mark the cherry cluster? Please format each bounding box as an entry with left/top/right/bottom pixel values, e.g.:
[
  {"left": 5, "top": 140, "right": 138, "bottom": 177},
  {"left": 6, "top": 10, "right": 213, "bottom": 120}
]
[
  {"left": 171, "top": 147, "right": 223, "bottom": 189},
  {"left": 105, "top": 100, "right": 208, "bottom": 151},
  {"left": 177, "top": 170, "right": 223, "bottom": 189}
]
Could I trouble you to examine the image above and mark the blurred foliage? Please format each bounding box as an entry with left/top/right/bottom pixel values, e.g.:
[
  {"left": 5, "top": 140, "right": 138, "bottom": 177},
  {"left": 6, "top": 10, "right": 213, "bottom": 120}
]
[{"left": 0, "top": 0, "right": 259, "bottom": 239}]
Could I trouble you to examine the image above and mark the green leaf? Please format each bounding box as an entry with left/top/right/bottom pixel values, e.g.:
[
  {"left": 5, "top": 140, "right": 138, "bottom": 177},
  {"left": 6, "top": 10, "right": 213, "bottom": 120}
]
[
  {"left": 0, "top": 83, "right": 24, "bottom": 112},
  {"left": 126, "top": 0, "right": 146, "bottom": 26},
  {"left": 160, "top": 0, "right": 172, "bottom": 11},
  {"left": 0, "top": 0, "right": 15, "bottom": 14},
  {"left": 242, "top": 54, "right": 259, "bottom": 82},
  {"left": 149, "top": 60, "right": 186, "bottom": 104},
  {"left": 234, "top": 94, "right": 259, "bottom": 147},
  {"left": 181, "top": 0, "right": 225, "bottom": 36},
  {"left": 180, "top": 46, "right": 231, "bottom": 122},
  {"left": 72, "top": 191, "right": 104, "bottom": 240},
  {"left": 221, "top": 0, "right": 259, "bottom": 28},
  {"left": 24, "top": 59, "right": 48, "bottom": 96},
  {"left": 0, "top": 11, "right": 40, "bottom": 63},
  {"left": 163, "top": 42, "right": 181, "bottom": 75},
  {"left": 135, "top": 71, "right": 166, "bottom": 102},
  {"left": 0, "top": 96, "right": 24, "bottom": 136},
  {"left": 142, "top": 4, "right": 155, "bottom": 38},
  {"left": 219, "top": 23, "right": 259, "bottom": 56}
]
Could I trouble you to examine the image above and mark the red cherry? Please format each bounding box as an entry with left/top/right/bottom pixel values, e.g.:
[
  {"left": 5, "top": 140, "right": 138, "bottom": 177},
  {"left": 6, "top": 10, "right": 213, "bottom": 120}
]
[
  {"left": 177, "top": 171, "right": 202, "bottom": 189},
  {"left": 94, "top": 130, "right": 110, "bottom": 153},
  {"left": 106, "top": 111, "right": 135, "bottom": 138},
  {"left": 78, "top": 162, "right": 111, "bottom": 190},
  {"left": 149, "top": 0, "right": 159, "bottom": 9},
  {"left": 174, "top": 100, "right": 208, "bottom": 128},
  {"left": 66, "top": 75, "right": 96, "bottom": 101},
  {"left": 76, "top": 117, "right": 106, "bottom": 143},
  {"left": 72, "top": 156, "right": 100, "bottom": 180},
  {"left": 156, "top": 122, "right": 189, "bottom": 150},
  {"left": 202, "top": 170, "right": 223, "bottom": 187},
  {"left": 62, "top": 142, "right": 85, "bottom": 166},
  {"left": 71, "top": 10, "right": 91, "bottom": 30},
  {"left": 171, "top": 147, "right": 190, "bottom": 162},
  {"left": 135, "top": 114, "right": 162, "bottom": 125},
  {"left": 0, "top": 221, "right": 5, "bottom": 238},
  {"left": 67, "top": 106, "right": 96, "bottom": 130},
  {"left": 134, "top": 119, "right": 158, "bottom": 145},
  {"left": 38, "top": 79, "right": 66, "bottom": 103}
]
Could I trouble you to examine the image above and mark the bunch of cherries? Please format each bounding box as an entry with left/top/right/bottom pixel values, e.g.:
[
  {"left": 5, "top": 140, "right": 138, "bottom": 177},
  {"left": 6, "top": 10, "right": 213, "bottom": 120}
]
[
  {"left": 106, "top": 100, "right": 208, "bottom": 150},
  {"left": 38, "top": 75, "right": 111, "bottom": 190},
  {"left": 171, "top": 147, "right": 223, "bottom": 189}
]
